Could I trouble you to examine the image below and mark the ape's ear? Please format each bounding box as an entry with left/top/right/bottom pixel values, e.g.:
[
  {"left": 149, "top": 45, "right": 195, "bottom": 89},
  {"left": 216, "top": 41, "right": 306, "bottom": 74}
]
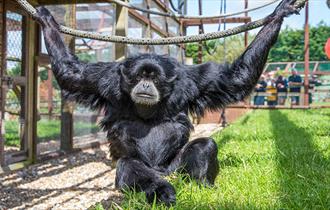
[
  {"left": 119, "top": 64, "right": 130, "bottom": 81},
  {"left": 166, "top": 74, "right": 178, "bottom": 83},
  {"left": 119, "top": 64, "right": 135, "bottom": 87}
]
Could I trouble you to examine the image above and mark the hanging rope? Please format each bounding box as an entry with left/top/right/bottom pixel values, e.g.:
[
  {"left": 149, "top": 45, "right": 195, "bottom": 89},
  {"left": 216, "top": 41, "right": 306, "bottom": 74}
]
[
  {"left": 201, "top": 0, "right": 223, "bottom": 55},
  {"left": 202, "top": 0, "right": 226, "bottom": 56},
  {"left": 106, "top": 0, "right": 280, "bottom": 20},
  {"left": 168, "top": 0, "right": 185, "bottom": 14},
  {"left": 15, "top": 0, "right": 307, "bottom": 45}
]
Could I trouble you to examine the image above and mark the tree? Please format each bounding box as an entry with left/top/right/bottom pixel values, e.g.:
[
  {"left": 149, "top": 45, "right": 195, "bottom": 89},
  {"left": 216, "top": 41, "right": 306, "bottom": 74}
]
[
  {"left": 185, "top": 35, "right": 253, "bottom": 64},
  {"left": 269, "top": 22, "right": 330, "bottom": 62},
  {"left": 204, "top": 35, "right": 246, "bottom": 63},
  {"left": 185, "top": 22, "right": 330, "bottom": 64}
]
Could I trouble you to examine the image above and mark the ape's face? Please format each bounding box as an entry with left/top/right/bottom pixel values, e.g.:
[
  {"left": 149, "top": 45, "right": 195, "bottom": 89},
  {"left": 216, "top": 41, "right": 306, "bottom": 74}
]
[
  {"left": 130, "top": 65, "right": 161, "bottom": 106},
  {"left": 121, "top": 55, "right": 178, "bottom": 107}
]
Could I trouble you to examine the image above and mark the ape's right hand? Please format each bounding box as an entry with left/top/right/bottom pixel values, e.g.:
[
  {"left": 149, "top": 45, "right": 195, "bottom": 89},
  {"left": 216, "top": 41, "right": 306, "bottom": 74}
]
[{"left": 34, "top": 6, "right": 60, "bottom": 30}]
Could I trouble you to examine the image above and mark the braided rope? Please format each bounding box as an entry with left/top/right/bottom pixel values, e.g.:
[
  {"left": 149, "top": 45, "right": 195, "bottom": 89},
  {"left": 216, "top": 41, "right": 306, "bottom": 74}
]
[
  {"left": 107, "top": 0, "right": 280, "bottom": 19},
  {"left": 16, "top": 0, "right": 306, "bottom": 45}
]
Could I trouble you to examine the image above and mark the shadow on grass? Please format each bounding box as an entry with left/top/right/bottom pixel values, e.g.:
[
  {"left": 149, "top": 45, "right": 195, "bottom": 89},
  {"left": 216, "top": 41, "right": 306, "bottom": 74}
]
[{"left": 269, "top": 110, "right": 329, "bottom": 209}]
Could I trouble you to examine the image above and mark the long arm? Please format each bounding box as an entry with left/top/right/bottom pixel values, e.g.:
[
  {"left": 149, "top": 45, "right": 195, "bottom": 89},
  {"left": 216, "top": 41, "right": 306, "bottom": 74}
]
[
  {"left": 35, "top": 7, "right": 121, "bottom": 108},
  {"left": 186, "top": 0, "right": 299, "bottom": 115}
]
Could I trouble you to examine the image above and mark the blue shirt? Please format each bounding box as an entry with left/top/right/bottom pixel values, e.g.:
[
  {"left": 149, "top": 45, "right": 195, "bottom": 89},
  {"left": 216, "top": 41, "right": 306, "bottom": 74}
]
[{"left": 288, "top": 75, "right": 302, "bottom": 92}]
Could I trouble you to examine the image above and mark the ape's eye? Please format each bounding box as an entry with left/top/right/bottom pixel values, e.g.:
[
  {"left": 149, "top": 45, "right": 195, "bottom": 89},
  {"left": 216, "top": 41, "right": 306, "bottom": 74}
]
[
  {"left": 153, "top": 79, "right": 158, "bottom": 84},
  {"left": 136, "top": 76, "right": 141, "bottom": 81}
]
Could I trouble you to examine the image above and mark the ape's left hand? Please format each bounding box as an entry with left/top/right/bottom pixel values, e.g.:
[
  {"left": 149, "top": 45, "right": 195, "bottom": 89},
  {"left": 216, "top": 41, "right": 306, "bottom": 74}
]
[
  {"left": 271, "top": 0, "right": 300, "bottom": 20},
  {"left": 34, "top": 6, "right": 60, "bottom": 30}
]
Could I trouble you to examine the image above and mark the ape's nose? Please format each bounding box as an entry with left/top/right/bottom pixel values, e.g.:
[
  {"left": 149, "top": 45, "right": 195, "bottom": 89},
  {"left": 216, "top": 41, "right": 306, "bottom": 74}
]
[{"left": 143, "top": 83, "right": 150, "bottom": 89}]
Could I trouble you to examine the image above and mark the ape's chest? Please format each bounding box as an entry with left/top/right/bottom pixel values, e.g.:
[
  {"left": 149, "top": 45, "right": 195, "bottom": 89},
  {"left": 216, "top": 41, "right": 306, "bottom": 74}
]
[{"left": 109, "top": 116, "right": 192, "bottom": 166}]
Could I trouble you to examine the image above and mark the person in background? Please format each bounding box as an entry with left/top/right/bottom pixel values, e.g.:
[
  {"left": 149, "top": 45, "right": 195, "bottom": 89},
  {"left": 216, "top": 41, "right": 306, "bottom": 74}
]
[
  {"left": 266, "top": 73, "right": 277, "bottom": 106},
  {"left": 308, "top": 75, "right": 322, "bottom": 104},
  {"left": 275, "top": 75, "right": 288, "bottom": 105},
  {"left": 254, "top": 75, "right": 267, "bottom": 105},
  {"left": 288, "top": 68, "right": 302, "bottom": 105}
]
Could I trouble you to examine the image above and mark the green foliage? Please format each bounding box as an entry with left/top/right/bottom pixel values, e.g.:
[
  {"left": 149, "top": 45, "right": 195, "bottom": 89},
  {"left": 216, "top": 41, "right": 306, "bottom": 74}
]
[
  {"left": 115, "top": 109, "right": 330, "bottom": 209},
  {"left": 269, "top": 22, "right": 330, "bottom": 62},
  {"left": 38, "top": 67, "right": 60, "bottom": 90},
  {"left": 7, "top": 64, "right": 21, "bottom": 76},
  {"left": 204, "top": 35, "right": 246, "bottom": 63},
  {"left": 186, "top": 23, "right": 330, "bottom": 64},
  {"left": 185, "top": 34, "right": 255, "bottom": 64},
  {"left": 77, "top": 52, "right": 97, "bottom": 62},
  {"left": 185, "top": 42, "right": 203, "bottom": 64}
]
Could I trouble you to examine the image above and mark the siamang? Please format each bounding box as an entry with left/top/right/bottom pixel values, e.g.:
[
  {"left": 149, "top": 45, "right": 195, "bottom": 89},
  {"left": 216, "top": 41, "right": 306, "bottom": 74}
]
[{"left": 34, "top": 0, "right": 298, "bottom": 206}]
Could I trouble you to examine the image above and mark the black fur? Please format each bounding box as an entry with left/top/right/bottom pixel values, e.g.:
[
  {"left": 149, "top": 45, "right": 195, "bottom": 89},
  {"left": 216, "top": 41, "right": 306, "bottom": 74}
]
[{"left": 34, "top": 0, "right": 298, "bottom": 205}]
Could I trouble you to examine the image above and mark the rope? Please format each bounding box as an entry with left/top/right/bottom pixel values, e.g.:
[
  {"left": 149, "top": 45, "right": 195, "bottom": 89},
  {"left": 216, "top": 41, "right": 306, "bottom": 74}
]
[
  {"left": 203, "top": 0, "right": 226, "bottom": 56},
  {"left": 15, "top": 0, "right": 307, "bottom": 45},
  {"left": 107, "top": 0, "right": 280, "bottom": 20},
  {"left": 168, "top": 0, "right": 185, "bottom": 14}
]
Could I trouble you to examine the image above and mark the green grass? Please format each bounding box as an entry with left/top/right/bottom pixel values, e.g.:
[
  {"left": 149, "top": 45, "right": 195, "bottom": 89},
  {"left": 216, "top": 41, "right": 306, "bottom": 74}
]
[
  {"left": 99, "top": 109, "right": 330, "bottom": 210},
  {"left": 4, "top": 119, "right": 99, "bottom": 147}
]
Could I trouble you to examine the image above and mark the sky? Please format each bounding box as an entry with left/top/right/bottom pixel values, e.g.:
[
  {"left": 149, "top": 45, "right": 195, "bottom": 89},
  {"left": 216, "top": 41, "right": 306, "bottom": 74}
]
[{"left": 185, "top": 0, "right": 330, "bottom": 35}]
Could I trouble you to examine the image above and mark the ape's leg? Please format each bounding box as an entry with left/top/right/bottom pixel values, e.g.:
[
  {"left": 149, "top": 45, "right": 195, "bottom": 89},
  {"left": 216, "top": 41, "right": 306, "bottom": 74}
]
[
  {"left": 115, "top": 157, "right": 176, "bottom": 206},
  {"left": 168, "top": 137, "right": 219, "bottom": 185}
]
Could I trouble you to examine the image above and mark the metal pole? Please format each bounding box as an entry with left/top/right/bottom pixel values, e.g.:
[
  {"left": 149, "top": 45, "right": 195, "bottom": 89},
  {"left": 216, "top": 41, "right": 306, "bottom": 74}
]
[{"left": 304, "top": 0, "right": 309, "bottom": 106}]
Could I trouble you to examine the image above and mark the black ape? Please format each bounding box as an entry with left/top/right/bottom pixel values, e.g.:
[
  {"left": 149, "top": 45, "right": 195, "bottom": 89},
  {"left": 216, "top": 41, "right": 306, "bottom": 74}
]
[{"left": 34, "top": 0, "right": 298, "bottom": 206}]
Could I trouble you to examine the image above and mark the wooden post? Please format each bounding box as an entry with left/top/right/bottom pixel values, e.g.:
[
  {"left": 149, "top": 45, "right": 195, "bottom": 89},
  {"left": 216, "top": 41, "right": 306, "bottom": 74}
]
[
  {"left": 20, "top": 15, "right": 27, "bottom": 152},
  {"left": 244, "top": 0, "right": 248, "bottom": 47},
  {"left": 47, "top": 68, "right": 53, "bottom": 119},
  {"left": 0, "top": 0, "right": 4, "bottom": 166},
  {"left": 115, "top": 0, "right": 128, "bottom": 60},
  {"left": 197, "top": 0, "right": 203, "bottom": 64},
  {"left": 304, "top": 0, "right": 309, "bottom": 106},
  {"left": 26, "top": 14, "right": 38, "bottom": 164},
  {"left": 60, "top": 4, "right": 76, "bottom": 152}
]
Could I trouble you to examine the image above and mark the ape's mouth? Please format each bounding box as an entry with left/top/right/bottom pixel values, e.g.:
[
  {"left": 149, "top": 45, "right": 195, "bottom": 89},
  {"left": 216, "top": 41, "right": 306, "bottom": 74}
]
[
  {"left": 131, "top": 90, "right": 160, "bottom": 106},
  {"left": 136, "top": 93, "right": 156, "bottom": 99}
]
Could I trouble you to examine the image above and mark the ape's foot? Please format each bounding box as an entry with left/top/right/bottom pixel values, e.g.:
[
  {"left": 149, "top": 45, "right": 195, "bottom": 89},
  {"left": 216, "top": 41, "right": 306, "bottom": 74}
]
[
  {"left": 146, "top": 181, "right": 176, "bottom": 207},
  {"left": 273, "top": 0, "right": 300, "bottom": 19},
  {"left": 34, "top": 6, "right": 60, "bottom": 29}
]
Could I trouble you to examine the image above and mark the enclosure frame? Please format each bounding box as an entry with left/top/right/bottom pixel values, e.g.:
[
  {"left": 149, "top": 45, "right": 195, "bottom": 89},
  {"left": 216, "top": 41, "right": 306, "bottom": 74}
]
[
  {"left": 0, "top": 0, "right": 38, "bottom": 172},
  {"left": 0, "top": 0, "right": 186, "bottom": 173}
]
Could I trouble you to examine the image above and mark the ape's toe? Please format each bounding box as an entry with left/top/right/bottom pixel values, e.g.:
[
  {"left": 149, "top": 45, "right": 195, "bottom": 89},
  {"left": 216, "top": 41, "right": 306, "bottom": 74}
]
[
  {"left": 157, "top": 184, "right": 176, "bottom": 206},
  {"left": 146, "top": 181, "right": 176, "bottom": 206}
]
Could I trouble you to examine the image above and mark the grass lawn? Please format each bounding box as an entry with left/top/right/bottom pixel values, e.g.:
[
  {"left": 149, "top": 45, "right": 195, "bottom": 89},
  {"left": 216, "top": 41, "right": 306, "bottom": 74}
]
[
  {"left": 99, "top": 109, "right": 330, "bottom": 210},
  {"left": 5, "top": 119, "right": 99, "bottom": 147}
]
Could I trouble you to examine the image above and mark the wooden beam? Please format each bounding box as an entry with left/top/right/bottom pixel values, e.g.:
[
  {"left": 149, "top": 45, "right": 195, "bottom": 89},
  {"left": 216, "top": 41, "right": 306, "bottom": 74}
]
[
  {"left": 25, "top": 13, "right": 38, "bottom": 164},
  {"left": 36, "top": 0, "right": 109, "bottom": 5},
  {"left": 182, "top": 17, "right": 251, "bottom": 27},
  {"left": 115, "top": 0, "right": 128, "bottom": 60},
  {"left": 304, "top": 0, "right": 309, "bottom": 106},
  {"left": 0, "top": 0, "right": 5, "bottom": 167},
  {"left": 129, "top": 9, "right": 169, "bottom": 38},
  {"left": 244, "top": 0, "right": 249, "bottom": 47},
  {"left": 60, "top": 4, "right": 75, "bottom": 152},
  {"left": 227, "top": 105, "right": 311, "bottom": 110}
]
